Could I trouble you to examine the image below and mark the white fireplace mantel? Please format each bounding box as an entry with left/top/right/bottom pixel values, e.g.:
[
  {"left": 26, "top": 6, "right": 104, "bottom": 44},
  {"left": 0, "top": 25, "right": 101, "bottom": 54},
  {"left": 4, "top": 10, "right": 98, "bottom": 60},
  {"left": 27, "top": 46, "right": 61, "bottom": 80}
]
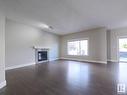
[{"left": 33, "top": 46, "right": 50, "bottom": 50}]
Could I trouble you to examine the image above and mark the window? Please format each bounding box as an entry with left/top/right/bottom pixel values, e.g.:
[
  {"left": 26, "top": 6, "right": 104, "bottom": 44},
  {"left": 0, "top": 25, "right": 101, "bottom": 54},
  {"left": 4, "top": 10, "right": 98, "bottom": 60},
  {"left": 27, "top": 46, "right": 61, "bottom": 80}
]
[{"left": 67, "top": 39, "right": 88, "bottom": 56}]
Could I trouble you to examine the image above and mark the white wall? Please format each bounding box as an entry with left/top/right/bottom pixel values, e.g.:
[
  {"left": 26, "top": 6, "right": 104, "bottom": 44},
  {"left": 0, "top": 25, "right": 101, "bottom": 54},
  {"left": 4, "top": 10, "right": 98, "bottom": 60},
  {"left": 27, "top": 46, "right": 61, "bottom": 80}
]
[
  {"left": 5, "top": 19, "right": 59, "bottom": 68},
  {"left": 60, "top": 28, "right": 107, "bottom": 63},
  {"left": 0, "top": 13, "right": 6, "bottom": 88},
  {"left": 5, "top": 16, "right": 127, "bottom": 71},
  {"left": 5, "top": 18, "right": 127, "bottom": 69},
  {"left": 107, "top": 30, "right": 111, "bottom": 61},
  {"left": 109, "top": 27, "right": 127, "bottom": 62}
]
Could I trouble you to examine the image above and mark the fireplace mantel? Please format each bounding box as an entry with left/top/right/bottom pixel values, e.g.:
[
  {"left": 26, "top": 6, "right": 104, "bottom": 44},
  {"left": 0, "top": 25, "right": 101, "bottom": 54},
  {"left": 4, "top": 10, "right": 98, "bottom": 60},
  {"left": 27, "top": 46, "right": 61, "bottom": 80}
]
[{"left": 33, "top": 46, "right": 50, "bottom": 50}]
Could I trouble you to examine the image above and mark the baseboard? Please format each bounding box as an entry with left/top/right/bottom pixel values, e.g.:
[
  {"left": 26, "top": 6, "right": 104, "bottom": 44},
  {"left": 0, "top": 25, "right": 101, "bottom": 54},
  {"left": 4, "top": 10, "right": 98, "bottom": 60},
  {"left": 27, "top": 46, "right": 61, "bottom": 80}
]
[
  {"left": 0, "top": 81, "right": 6, "bottom": 90},
  {"left": 5, "top": 58, "right": 60, "bottom": 71},
  {"left": 107, "top": 59, "right": 118, "bottom": 63},
  {"left": 60, "top": 57, "right": 107, "bottom": 64},
  {"left": 5, "top": 62, "right": 35, "bottom": 70},
  {"left": 49, "top": 58, "right": 59, "bottom": 61}
]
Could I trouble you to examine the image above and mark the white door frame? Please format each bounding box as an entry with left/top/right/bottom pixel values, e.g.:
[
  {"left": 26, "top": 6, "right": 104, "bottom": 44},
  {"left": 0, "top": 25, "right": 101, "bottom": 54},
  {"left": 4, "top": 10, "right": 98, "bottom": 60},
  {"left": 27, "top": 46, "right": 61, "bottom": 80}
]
[{"left": 117, "top": 36, "right": 127, "bottom": 62}]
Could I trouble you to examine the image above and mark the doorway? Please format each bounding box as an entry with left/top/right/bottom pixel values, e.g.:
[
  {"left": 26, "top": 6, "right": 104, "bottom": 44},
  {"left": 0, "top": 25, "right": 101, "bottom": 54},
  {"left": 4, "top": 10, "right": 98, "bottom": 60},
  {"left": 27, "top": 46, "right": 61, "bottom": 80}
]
[{"left": 119, "top": 38, "right": 127, "bottom": 62}]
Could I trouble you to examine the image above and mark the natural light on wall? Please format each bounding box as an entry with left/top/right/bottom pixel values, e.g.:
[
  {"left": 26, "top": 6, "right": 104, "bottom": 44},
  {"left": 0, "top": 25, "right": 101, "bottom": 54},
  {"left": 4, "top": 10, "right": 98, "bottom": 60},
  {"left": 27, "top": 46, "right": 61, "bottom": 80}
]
[{"left": 67, "top": 39, "right": 88, "bottom": 56}]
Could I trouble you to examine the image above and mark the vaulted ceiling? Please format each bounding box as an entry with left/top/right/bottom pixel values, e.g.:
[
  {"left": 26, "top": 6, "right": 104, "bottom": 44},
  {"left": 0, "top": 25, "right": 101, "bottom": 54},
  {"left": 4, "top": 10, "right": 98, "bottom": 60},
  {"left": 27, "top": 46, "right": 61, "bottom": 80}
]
[{"left": 1, "top": 0, "right": 127, "bottom": 35}]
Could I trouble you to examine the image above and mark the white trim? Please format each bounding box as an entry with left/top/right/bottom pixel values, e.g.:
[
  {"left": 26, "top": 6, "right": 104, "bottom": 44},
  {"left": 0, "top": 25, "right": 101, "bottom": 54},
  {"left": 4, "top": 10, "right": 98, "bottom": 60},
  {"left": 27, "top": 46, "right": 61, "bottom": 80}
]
[
  {"left": 117, "top": 36, "right": 127, "bottom": 62},
  {"left": 60, "top": 57, "right": 107, "bottom": 64},
  {"left": 67, "top": 38, "right": 89, "bottom": 42},
  {"left": 0, "top": 81, "right": 6, "bottom": 89},
  {"left": 5, "top": 58, "right": 59, "bottom": 70},
  {"left": 33, "top": 46, "right": 50, "bottom": 50},
  {"left": 67, "top": 38, "right": 89, "bottom": 56},
  {"left": 49, "top": 58, "right": 59, "bottom": 61},
  {"left": 5, "top": 63, "right": 35, "bottom": 70},
  {"left": 107, "top": 59, "right": 118, "bottom": 63},
  {"left": 35, "top": 49, "right": 49, "bottom": 63},
  {"left": 117, "top": 36, "right": 120, "bottom": 62}
]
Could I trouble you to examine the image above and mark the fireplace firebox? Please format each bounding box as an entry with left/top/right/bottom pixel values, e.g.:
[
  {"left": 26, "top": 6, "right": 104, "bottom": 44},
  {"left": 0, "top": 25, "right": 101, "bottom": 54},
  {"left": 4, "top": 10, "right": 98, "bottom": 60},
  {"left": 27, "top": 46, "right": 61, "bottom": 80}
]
[{"left": 38, "top": 51, "right": 48, "bottom": 61}]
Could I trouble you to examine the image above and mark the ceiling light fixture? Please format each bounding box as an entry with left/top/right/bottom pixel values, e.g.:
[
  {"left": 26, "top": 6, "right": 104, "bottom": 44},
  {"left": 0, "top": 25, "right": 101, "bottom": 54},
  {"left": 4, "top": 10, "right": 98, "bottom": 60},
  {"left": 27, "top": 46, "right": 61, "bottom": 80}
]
[
  {"left": 39, "top": 23, "right": 53, "bottom": 30},
  {"left": 39, "top": 23, "right": 50, "bottom": 29}
]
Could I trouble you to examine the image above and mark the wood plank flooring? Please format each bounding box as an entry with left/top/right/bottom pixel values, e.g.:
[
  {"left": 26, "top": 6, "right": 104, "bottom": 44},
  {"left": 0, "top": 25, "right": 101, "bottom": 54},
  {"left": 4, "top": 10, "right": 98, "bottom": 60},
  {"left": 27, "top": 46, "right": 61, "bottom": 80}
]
[{"left": 1, "top": 60, "right": 127, "bottom": 95}]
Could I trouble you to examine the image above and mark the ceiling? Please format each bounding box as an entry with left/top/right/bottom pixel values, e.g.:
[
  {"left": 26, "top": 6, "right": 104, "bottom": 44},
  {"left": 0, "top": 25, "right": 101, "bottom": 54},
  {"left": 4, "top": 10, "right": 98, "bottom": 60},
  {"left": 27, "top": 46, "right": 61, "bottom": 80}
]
[{"left": 1, "top": 0, "right": 127, "bottom": 35}]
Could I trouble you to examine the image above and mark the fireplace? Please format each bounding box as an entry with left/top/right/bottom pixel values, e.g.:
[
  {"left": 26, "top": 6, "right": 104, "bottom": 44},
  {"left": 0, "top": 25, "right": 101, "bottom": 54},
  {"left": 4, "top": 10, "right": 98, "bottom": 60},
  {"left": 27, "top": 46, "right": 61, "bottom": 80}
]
[
  {"left": 34, "top": 47, "right": 49, "bottom": 63},
  {"left": 38, "top": 51, "right": 48, "bottom": 61}
]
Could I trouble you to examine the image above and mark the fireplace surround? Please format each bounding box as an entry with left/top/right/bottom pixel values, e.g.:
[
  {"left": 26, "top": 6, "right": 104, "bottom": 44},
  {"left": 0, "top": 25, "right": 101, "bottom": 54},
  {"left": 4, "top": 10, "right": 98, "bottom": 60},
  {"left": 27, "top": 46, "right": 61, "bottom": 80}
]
[{"left": 34, "top": 47, "right": 49, "bottom": 63}]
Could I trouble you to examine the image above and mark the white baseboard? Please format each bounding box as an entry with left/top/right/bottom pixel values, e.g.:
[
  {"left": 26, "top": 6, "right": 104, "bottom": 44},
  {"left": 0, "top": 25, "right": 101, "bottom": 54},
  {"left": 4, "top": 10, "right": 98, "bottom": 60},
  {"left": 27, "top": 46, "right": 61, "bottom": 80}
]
[
  {"left": 60, "top": 57, "right": 107, "bottom": 64},
  {"left": 5, "top": 62, "right": 35, "bottom": 70},
  {"left": 0, "top": 81, "right": 6, "bottom": 90},
  {"left": 107, "top": 59, "right": 118, "bottom": 63},
  {"left": 49, "top": 58, "right": 59, "bottom": 61},
  {"left": 5, "top": 58, "right": 60, "bottom": 71}
]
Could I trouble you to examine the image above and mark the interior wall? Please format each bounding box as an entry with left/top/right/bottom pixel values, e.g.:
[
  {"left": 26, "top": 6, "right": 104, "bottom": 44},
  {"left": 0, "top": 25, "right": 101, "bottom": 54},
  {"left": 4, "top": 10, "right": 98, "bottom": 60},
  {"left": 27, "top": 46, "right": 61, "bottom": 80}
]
[
  {"left": 60, "top": 28, "right": 107, "bottom": 63},
  {"left": 0, "top": 13, "right": 6, "bottom": 87},
  {"left": 107, "top": 30, "right": 111, "bottom": 61},
  {"left": 5, "top": 19, "right": 60, "bottom": 68},
  {"left": 109, "top": 27, "right": 127, "bottom": 62},
  {"left": 5, "top": 16, "right": 127, "bottom": 70}
]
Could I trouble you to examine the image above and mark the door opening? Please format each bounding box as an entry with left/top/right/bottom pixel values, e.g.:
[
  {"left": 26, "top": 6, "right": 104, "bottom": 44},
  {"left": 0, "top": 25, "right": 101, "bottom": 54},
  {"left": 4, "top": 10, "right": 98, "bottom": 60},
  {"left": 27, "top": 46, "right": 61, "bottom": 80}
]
[{"left": 119, "top": 38, "right": 127, "bottom": 62}]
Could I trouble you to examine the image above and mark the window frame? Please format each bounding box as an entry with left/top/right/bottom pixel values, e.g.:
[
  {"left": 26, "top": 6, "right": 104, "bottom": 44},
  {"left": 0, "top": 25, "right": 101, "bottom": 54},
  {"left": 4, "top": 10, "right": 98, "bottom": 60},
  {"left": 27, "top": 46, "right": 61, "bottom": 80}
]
[{"left": 67, "top": 38, "right": 89, "bottom": 56}]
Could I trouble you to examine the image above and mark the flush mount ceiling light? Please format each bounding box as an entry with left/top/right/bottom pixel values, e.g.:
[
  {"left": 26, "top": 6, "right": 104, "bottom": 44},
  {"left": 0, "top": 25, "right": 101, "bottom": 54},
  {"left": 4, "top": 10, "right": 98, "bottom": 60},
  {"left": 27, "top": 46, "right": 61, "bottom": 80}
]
[{"left": 39, "top": 23, "right": 53, "bottom": 30}]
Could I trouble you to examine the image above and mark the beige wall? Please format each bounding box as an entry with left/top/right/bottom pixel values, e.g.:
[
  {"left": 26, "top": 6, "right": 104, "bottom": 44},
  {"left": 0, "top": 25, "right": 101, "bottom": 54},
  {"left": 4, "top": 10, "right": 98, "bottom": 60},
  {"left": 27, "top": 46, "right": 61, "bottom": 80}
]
[
  {"left": 60, "top": 28, "right": 107, "bottom": 63},
  {"left": 0, "top": 13, "right": 6, "bottom": 87},
  {"left": 109, "top": 27, "right": 127, "bottom": 62},
  {"left": 5, "top": 19, "right": 60, "bottom": 68}
]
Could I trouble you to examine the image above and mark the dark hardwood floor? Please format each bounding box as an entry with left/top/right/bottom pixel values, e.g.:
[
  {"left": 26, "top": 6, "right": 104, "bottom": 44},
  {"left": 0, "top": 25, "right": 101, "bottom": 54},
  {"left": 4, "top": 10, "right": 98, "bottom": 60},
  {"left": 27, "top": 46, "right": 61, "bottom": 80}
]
[{"left": 1, "top": 60, "right": 127, "bottom": 95}]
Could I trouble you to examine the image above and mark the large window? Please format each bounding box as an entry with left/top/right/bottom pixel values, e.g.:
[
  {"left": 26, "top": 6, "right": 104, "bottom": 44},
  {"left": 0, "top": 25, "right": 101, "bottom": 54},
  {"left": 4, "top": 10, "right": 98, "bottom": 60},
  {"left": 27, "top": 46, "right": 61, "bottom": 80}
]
[{"left": 67, "top": 39, "right": 88, "bottom": 56}]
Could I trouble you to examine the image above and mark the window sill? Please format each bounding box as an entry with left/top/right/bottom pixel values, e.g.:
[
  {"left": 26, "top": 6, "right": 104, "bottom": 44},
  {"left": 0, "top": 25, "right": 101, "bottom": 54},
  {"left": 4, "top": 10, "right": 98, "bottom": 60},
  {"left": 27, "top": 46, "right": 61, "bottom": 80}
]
[{"left": 67, "top": 55, "right": 88, "bottom": 57}]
